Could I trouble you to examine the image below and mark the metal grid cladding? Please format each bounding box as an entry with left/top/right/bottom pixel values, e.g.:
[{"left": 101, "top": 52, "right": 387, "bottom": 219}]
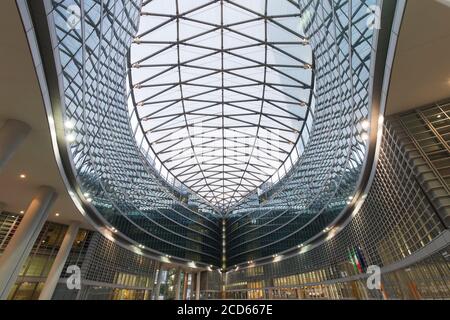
[
  {"left": 225, "top": 118, "right": 447, "bottom": 287},
  {"left": 48, "top": 0, "right": 221, "bottom": 265},
  {"left": 74, "top": 233, "right": 159, "bottom": 287},
  {"left": 129, "top": 0, "right": 315, "bottom": 212},
  {"left": 391, "top": 100, "right": 450, "bottom": 227},
  {"left": 41, "top": 0, "right": 382, "bottom": 268},
  {"left": 225, "top": 0, "right": 378, "bottom": 266}
]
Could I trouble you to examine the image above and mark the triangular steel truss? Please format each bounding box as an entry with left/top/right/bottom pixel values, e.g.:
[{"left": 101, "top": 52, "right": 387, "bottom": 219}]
[{"left": 129, "top": 0, "right": 314, "bottom": 212}]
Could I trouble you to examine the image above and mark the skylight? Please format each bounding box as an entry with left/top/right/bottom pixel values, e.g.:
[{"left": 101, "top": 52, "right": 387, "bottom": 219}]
[{"left": 129, "top": 0, "right": 314, "bottom": 212}]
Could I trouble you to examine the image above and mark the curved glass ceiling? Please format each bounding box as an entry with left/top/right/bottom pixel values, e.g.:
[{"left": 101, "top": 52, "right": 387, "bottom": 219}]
[{"left": 129, "top": 0, "right": 314, "bottom": 212}]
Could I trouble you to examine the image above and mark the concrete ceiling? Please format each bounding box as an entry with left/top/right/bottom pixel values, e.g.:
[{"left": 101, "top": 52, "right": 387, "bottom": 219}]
[
  {"left": 0, "top": 1, "right": 92, "bottom": 229},
  {"left": 386, "top": 0, "right": 450, "bottom": 115}
]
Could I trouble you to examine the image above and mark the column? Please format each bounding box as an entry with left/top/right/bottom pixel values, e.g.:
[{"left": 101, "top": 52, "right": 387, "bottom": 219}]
[
  {"left": 395, "top": 270, "right": 415, "bottom": 299},
  {"left": 350, "top": 281, "right": 361, "bottom": 300},
  {"left": 153, "top": 264, "right": 165, "bottom": 300},
  {"left": 39, "top": 222, "right": 80, "bottom": 300},
  {"left": 0, "top": 119, "right": 30, "bottom": 172},
  {"left": 268, "top": 288, "right": 273, "bottom": 299},
  {"left": 174, "top": 268, "right": 182, "bottom": 300},
  {"left": 0, "top": 186, "right": 57, "bottom": 299},
  {"left": 188, "top": 273, "right": 194, "bottom": 299},
  {"left": 267, "top": 278, "right": 274, "bottom": 299},
  {"left": 182, "top": 273, "right": 188, "bottom": 299},
  {"left": 195, "top": 271, "right": 201, "bottom": 300},
  {"left": 296, "top": 288, "right": 302, "bottom": 300}
]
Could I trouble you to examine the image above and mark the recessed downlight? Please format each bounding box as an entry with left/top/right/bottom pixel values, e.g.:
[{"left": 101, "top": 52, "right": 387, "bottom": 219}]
[
  {"left": 361, "top": 132, "right": 369, "bottom": 141},
  {"left": 361, "top": 119, "right": 370, "bottom": 130},
  {"left": 66, "top": 133, "right": 76, "bottom": 143},
  {"left": 64, "top": 120, "right": 75, "bottom": 129}
]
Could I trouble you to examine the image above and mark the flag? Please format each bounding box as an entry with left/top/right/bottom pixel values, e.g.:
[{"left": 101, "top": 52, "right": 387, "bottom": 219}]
[
  {"left": 355, "top": 246, "right": 367, "bottom": 272},
  {"left": 348, "top": 248, "right": 358, "bottom": 273},
  {"left": 352, "top": 247, "right": 363, "bottom": 273}
]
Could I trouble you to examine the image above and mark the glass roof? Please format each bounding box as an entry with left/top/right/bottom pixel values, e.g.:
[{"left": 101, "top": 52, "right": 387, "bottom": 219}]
[{"left": 129, "top": 0, "right": 314, "bottom": 212}]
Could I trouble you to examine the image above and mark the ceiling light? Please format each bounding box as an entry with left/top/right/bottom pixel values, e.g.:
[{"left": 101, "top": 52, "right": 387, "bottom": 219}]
[
  {"left": 361, "top": 119, "right": 370, "bottom": 130},
  {"left": 361, "top": 132, "right": 369, "bottom": 141},
  {"left": 66, "top": 133, "right": 76, "bottom": 143},
  {"left": 64, "top": 120, "right": 75, "bottom": 129},
  {"left": 20, "top": 210, "right": 24, "bottom": 214},
  {"left": 19, "top": 174, "right": 26, "bottom": 179},
  {"left": 273, "top": 255, "right": 282, "bottom": 262},
  {"left": 55, "top": 213, "right": 60, "bottom": 217}
]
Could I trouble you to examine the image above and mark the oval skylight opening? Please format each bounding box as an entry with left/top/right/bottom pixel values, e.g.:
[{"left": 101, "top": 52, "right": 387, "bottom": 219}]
[{"left": 129, "top": 0, "right": 314, "bottom": 212}]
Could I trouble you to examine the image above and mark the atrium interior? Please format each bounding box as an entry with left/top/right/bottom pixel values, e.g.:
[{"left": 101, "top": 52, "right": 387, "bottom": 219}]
[{"left": 0, "top": 0, "right": 449, "bottom": 300}]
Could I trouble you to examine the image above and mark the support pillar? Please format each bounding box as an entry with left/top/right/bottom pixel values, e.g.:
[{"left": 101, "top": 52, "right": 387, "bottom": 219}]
[
  {"left": 182, "top": 272, "right": 188, "bottom": 299},
  {"left": 174, "top": 268, "right": 182, "bottom": 300},
  {"left": 195, "top": 271, "right": 201, "bottom": 300},
  {"left": 39, "top": 222, "right": 80, "bottom": 300},
  {"left": 153, "top": 264, "right": 165, "bottom": 300},
  {"left": 0, "top": 119, "right": 30, "bottom": 172},
  {"left": 0, "top": 186, "right": 57, "bottom": 299},
  {"left": 188, "top": 273, "right": 194, "bottom": 299}
]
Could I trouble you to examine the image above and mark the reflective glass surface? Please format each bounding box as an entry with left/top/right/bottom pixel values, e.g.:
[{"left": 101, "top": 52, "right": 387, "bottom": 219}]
[
  {"left": 226, "top": 0, "right": 377, "bottom": 265},
  {"left": 51, "top": 0, "right": 221, "bottom": 265},
  {"left": 129, "top": 0, "right": 314, "bottom": 212},
  {"left": 46, "top": 0, "right": 380, "bottom": 267}
]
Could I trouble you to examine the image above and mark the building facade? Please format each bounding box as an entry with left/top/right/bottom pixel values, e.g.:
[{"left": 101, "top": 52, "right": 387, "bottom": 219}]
[{"left": 0, "top": 0, "right": 448, "bottom": 300}]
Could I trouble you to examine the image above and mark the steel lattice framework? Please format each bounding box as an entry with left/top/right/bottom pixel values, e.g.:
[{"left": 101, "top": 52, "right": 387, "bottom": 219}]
[{"left": 129, "top": 0, "right": 314, "bottom": 212}]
